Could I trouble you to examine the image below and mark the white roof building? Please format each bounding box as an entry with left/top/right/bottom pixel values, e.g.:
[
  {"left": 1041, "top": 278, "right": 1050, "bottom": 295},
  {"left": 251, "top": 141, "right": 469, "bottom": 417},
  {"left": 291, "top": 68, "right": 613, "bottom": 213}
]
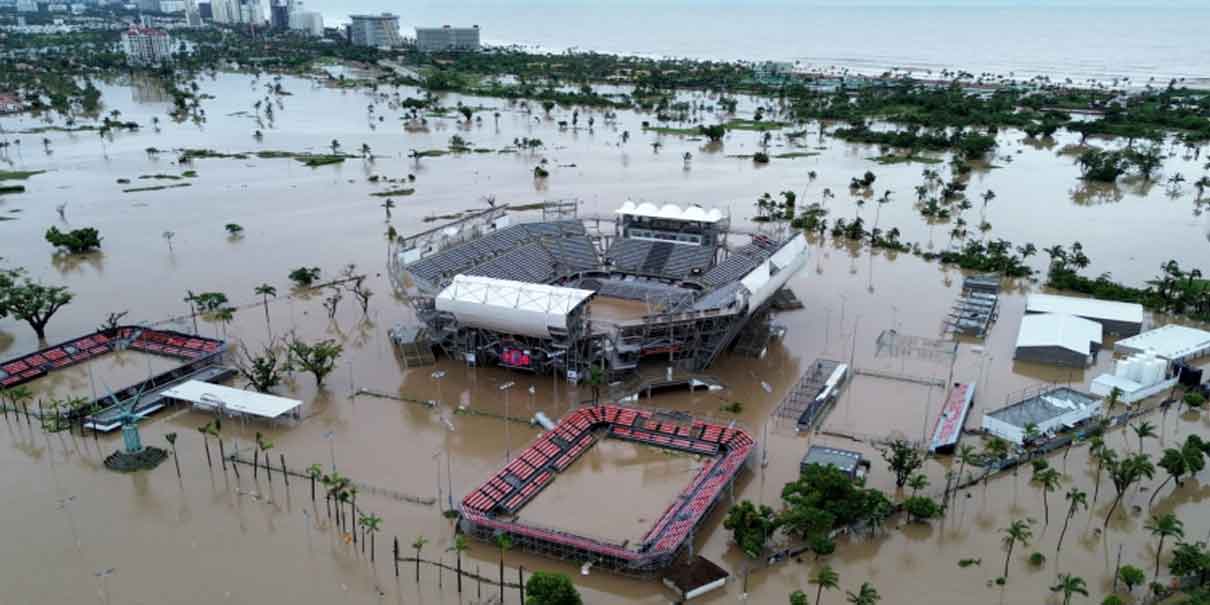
[
  {"left": 435, "top": 275, "right": 595, "bottom": 339},
  {"left": 1025, "top": 293, "right": 1143, "bottom": 336},
  {"left": 162, "top": 381, "right": 302, "bottom": 419},
  {"left": 1015, "top": 313, "right": 1103, "bottom": 366},
  {"left": 1114, "top": 324, "right": 1210, "bottom": 362},
  {"left": 615, "top": 201, "right": 725, "bottom": 224}
]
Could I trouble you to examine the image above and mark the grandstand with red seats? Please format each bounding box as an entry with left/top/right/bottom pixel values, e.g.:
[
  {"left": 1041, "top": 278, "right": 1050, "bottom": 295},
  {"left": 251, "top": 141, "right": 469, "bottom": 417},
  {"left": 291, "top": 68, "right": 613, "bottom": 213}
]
[
  {"left": 459, "top": 404, "right": 754, "bottom": 577},
  {"left": 0, "top": 326, "right": 227, "bottom": 428}
]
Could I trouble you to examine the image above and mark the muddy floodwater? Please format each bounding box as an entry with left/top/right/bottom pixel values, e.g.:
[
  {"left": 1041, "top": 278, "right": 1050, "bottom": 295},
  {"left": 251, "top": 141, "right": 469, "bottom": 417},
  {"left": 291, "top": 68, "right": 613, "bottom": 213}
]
[
  {"left": 516, "top": 439, "right": 701, "bottom": 546},
  {"left": 1, "top": 72, "right": 1209, "bottom": 605}
]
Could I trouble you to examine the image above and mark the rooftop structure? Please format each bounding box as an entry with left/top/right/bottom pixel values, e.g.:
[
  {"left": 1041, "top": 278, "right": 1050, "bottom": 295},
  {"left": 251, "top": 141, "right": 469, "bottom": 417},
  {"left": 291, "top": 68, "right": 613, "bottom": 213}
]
[
  {"left": 350, "top": 13, "right": 400, "bottom": 47},
  {"left": 1114, "top": 324, "right": 1210, "bottom": 363},
  {"left": 435, "top": 275, "right": 595, "bottom": 340},
  {"left": 1025, "top": 293, "right": 1143, "bottom": 336},
  {"left": 929, "top": 383, "right": 975, "bottom": 454},
  {"left": 1090, "top": 350, "right": 1176, "bottom": 404},
  {"left": 120, "top": 25, "right": 172, "bottom": 65},
  {"left": 615, "top": 201, "right": 726, "bottom": 224},
  {"left": 1014, "top": 313, "right": 1103, "bottom": 367},
  {"left": 662, "top": 556, "right": 729, "bottom": 601},
  {"left": 415, "top": 24, "right": 480, "bottom": 52},
  {"left": 981, "top": 386, "right": 1101, "bottom": 444},
  {"left": 161, "top": 380, "right": 302, "bottom": 420},
  {"left": 800, "top": 445, "right": 868, "bottom": 479},
  {"left": 460, "top": 405, "right": 753, "bottom": 577}
]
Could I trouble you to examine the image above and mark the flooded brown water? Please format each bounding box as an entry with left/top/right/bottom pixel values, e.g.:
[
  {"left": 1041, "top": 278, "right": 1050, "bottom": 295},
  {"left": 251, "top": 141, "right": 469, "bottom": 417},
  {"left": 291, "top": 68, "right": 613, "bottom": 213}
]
[
  {"left": 1, "top": 72, "right": 1209, "bottom": 605},
  {"left": 22, "top": 348, "right": 179, "bottom": 403},
  {"left": 516, "top": 439, "right": 701, "bottom": 546}
]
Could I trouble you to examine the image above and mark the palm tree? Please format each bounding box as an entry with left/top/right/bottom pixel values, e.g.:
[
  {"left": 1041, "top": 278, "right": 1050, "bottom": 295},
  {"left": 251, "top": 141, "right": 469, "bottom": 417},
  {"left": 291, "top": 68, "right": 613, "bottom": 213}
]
[
  {"left": 196, "top": 422, "right": 212, "bottom": 467},
  {"left": 1090, "top": 438, "right": 1115, "bottom": 503},
  {"left": 1049, "top": 574, "right": 1088, "bottom": 605},
  {"left": 1104, "top": 453, "right": 1155, "bottom": 528},
  {"left": 411, "top": 536, "right": 428, "bottom": 582},
  {"left": 1145, "top": 513, "right": 1184, "bottom": 582},
  {"left": 811, "top": 564, "right": 839, "bottom": 605},
  {"left": 956, "top": 444, "right": 978, "bottom": 484},
  {"left": 495, "top": 533, "right": 513, "bottom": 593},
  {"left": 254, "top": 284, "right": 276, "bottom": 333},
  {"left": 330, "top": 139, "right": 341, "bottom": 154},
  {"left": 307, "top": 463, "right": 323, "bottom": 501},
  {"left": 844, "top": 582, "right": 880, "bottom": 605},
  {"left": 450, "top": 535, "right": 469, "bottom": 593},
  {"left": 1150, "top": 447, "right": 1189, "bottom": 509},
  {"left": 360, "top": 513, "right": 382, "bottom": 562},
  {"left": 1133, "top": 420, "right": 1157, "bottom": 452},
  {"left": 165, "top": 432, "right": 180, "bottom": 477},
  {"left": 1001, "top": 520, "right": 1032, "bottom": 581},
  {"left": 1032, "top": 467, "right": 1062, "bottom": 527},
  {"left": 1056, "top": 488, "right": 1087, "bottom": 555}
]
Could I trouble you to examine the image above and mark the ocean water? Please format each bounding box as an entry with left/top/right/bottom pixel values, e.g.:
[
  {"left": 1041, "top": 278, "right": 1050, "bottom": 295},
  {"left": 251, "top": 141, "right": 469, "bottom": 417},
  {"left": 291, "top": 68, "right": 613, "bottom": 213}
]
[{"left": 306, "top": 0, "right": 1210, "bottom": 86}]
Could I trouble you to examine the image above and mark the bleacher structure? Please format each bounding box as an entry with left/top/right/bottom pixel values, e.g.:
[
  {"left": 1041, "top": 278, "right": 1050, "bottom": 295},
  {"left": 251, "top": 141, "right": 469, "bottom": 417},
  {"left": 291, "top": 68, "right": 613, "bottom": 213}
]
[
  {"left": 460, "top": 404, "right": 755, "bottom": 577},
  {"left": 390, "top": 201, "right": 810, "bottom": 380},
  {"left": 0, "top": 326, "right": 227, "bottom": 429}
]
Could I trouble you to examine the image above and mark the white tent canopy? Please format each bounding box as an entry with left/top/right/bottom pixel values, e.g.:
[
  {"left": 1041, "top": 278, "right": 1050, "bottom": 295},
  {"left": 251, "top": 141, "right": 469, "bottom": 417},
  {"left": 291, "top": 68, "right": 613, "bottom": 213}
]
[
  {"left": 615, "top": 201, "right": 725, "bottom": 224},
  {"left": 161, "top": 381, "right": 302, "bottom": 419},
  {"left": 435, "top": 275, "right": 595, "bottom": 339},
  {"left": 1016, "top": 313, "right": 1103, "bottom": 355}
]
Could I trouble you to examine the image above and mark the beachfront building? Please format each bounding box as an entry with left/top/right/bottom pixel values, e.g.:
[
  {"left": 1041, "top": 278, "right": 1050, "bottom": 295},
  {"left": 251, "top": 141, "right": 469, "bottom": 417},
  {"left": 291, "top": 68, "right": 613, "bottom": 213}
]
[
  {"left": 1114, "top": 324, "right": 1210, "bottom": 363},
  {"left": 1014, "top": 313, "right": 1103, "bottom": 367},
  {"left": 0, "top": 93, "right": 24, "bottom": 114},
  {"left": 120, "top": 25, "right": 173, "bottom": 65},
  {"left": 1025, "top": 293, "right": 1143, "bottom": 337},
  {"left": 349, "top": 13, "right": 400, "bottom": 47},
  {"left": 415, "top": 25, "right": 480, "bottom": 52},
  {"left": 288, "top": 10, "right": 322, "bottom": 36}
]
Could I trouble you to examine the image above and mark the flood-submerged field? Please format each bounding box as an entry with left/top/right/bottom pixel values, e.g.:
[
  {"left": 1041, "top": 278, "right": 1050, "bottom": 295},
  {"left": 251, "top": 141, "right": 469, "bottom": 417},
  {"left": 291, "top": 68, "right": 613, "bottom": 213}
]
[{"left": 1, "top": 71, "right": 1209, "bottom": 605}]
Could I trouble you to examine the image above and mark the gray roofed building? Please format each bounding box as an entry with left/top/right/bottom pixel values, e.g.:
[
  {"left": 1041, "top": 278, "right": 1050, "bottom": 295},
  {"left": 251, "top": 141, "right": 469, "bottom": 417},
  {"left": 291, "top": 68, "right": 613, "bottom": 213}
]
[{"left": 800, "top": 445, "right": 868, "bottom": 479}]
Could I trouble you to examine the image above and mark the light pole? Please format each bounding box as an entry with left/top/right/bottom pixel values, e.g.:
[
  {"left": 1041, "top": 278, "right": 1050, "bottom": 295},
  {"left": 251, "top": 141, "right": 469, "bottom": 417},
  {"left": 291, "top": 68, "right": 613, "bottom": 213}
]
[
  {"left": 499, "top": 382, "right": 514, "bottom": 463},
  {"left": 431, "top": 369, "right": 446, "bottom": 407},
  {"left": 323, "top": 430, "right": 336, "bottom": 471},
  {"left": 95, "top": 567, "right": 116, "bottom": 605}
]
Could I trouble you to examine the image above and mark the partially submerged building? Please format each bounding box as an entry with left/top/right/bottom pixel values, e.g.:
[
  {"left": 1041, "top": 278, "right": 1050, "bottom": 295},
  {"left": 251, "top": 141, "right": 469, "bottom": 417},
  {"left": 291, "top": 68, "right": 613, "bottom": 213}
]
[
  {"left": 1014, "top": 313, "right": 1103, "bottom": 367},
  {"left": 800, "top": 445, "right": 869, "bottom": 480},
  {"left": 1025, "top": 293, "right": 1143, "bottom": 337},
  {"left": 981, "top": 386, "right": 1102, "bottom": 444},
  {"left": 1114, "top": 324, "right": 1210, "bottom": 363},
  {"left": 390, "top": 202, "right": 808, "bottom": 380}
]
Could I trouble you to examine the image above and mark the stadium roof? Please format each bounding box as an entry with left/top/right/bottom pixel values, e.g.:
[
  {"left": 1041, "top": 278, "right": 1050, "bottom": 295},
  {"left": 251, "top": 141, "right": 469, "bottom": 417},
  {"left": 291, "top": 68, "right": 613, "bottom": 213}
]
[
  {"left": 1114, "top": 324, "right": 1210, "bottom": 361},
  {"left": 435, "top": 275, "right": 595, "bottom": 339},
  {"left": 1025, "top": 293, "right": 1143, "bottom": 325},
  {"left": 616, "top": 201, "right": 725, "bottom": 224},
  {"left": 1016, "top": 313, "right": 1103, "bottom": 355}
]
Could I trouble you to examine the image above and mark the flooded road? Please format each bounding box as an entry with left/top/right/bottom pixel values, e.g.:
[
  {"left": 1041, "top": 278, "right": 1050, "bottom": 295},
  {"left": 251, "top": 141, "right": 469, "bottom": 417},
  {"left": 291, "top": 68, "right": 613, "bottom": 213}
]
[{"left": 1, "top": 72, "right": 1209, "bottom": 605}]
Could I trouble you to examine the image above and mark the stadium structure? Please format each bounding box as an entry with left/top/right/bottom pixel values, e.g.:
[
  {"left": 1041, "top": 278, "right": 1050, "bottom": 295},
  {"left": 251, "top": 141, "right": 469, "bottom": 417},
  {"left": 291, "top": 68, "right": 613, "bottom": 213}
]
[
  {"left": 389, "top": 200, "right": 809, "bottom": 380},
  {"left": 459, "top": 404, "right": 754, "bottom": 576}
]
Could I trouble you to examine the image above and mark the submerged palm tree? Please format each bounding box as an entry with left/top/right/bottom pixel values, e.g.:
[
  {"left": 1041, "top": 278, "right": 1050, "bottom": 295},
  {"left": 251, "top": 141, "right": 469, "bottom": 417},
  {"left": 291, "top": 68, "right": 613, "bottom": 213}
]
[
  {"left": 811, "top": 564, "right": 839, "bottom": 605},
  {"left": 1049, "top": 574, "right": 1088, "bottom": 605},
  {"left": 1032, "top": 467, "right": 1062, "bottom": 527},
  {"left": 1145, "top": 513, "right": 1184, "bottom": 582},
  {"left": 1133, "top": 420, "right": 1158, "bottom": 452},
  {"left": 360, "top": 513, "right": 383, "bottom": 561},
  {"left": 412, "top": 536, "right": 428, "bottom": 582},
  {"left": 254, "top": 283, "right": 276, "bottom": 333},
  {"left": 450, "top": 534, "right": 469, "bottom": 593},
  {"left": 1056, "top": 488, "right": 1087, "bottom": 555},
  {"left": 1001, "top": 520, "right": 1032, "bottom": 581},
  {"left": 845, "top": 582, "right": 880, "bottom": 605}
]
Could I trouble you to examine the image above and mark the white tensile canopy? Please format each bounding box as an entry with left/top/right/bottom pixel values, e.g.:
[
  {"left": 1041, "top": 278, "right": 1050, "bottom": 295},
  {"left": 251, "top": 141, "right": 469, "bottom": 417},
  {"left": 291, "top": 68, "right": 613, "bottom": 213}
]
[
  {"left": 435, "top": 275, "right": 595, "bottom": 339},
  {"left": 161, "top": 381, "right": 303, "bottom": 419},
  {"left": 615, "top": 201, "right": 725, "bottom": 224}
]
